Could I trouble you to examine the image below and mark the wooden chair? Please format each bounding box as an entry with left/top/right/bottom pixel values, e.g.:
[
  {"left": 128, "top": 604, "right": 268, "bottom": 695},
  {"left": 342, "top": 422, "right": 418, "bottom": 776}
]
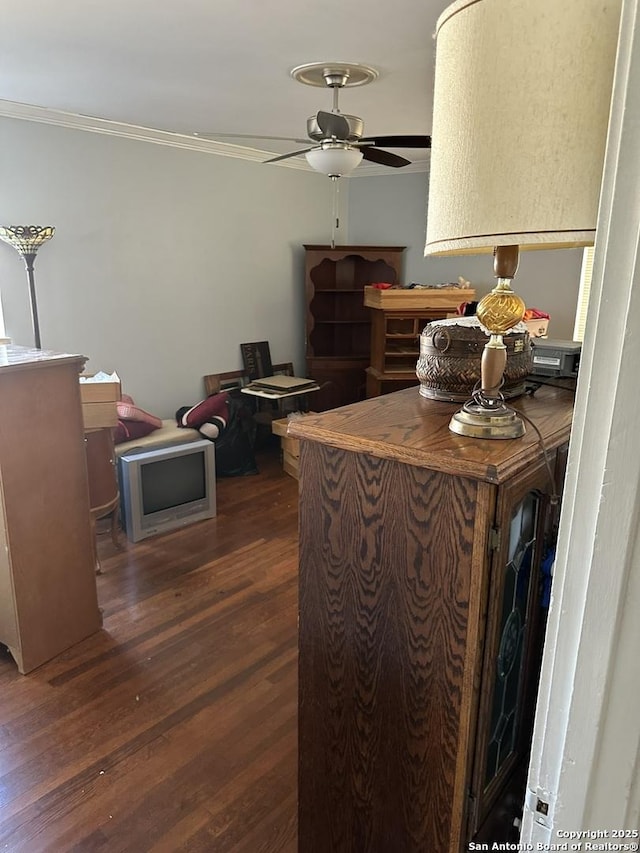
[
  {"left": 85, "top": 428, "right": 121, "bottom": 573},
  {"left": 203, "top": 363, "right": 296, "bottom": 433}
]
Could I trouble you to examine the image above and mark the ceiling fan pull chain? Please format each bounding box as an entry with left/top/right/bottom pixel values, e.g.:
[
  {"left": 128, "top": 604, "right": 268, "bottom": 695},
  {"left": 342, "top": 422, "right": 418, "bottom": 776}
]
[{"left": 331, "top": 176, "right": 340, "bottom": 249}]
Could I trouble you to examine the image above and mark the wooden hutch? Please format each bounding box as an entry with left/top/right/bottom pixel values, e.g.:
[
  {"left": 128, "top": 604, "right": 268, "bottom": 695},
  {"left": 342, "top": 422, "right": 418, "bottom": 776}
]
[{"left": 304, "top": 245, "right": 405, "bottom": 410}]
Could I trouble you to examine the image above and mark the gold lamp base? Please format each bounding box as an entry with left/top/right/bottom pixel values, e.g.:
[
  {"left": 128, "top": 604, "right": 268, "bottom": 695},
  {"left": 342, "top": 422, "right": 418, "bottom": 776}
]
[
  {"left": 448, "top": 246, "right": 527, "bottom": 440},
  {"left": 449, "top": 399, "right": 525, "bottom": 439}
]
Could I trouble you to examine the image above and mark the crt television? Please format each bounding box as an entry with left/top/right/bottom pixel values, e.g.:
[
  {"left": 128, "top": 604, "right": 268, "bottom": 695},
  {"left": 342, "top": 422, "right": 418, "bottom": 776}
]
[{"left": 118, "top": 439, "right": 216, "bottom": 542}]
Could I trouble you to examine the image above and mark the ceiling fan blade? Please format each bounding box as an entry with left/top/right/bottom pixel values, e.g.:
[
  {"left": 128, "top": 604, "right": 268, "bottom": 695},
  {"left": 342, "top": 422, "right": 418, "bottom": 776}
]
[
  {"left": 360, "top": 134, "right": 432, "bottom": 149},
  {"left": 263, "top": 147, "right": 318, "bottom": 164},
  {"left": 316, "top": 111, "right": 350, "bottom": 140},
  {"left": 361, "top": 147, "right": 411, "bottom": 168}
]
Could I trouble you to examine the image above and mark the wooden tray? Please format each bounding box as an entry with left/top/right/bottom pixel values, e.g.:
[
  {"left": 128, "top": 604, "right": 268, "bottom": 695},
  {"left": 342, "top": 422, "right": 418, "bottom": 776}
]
[{"left": 363, "top": 286, "right": 475, "bottom": 310}]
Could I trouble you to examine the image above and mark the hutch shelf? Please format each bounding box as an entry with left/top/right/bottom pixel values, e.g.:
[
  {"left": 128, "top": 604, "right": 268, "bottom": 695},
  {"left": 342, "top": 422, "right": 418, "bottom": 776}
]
[{"left": 304, "top": 245, "right": 405, "bottom": 410}]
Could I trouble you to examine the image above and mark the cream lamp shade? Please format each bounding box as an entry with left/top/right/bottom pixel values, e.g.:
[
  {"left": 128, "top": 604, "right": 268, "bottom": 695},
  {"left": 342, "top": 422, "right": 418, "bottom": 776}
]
[{"left": 424, "top": 0, "right": 622, "bottom": 257}]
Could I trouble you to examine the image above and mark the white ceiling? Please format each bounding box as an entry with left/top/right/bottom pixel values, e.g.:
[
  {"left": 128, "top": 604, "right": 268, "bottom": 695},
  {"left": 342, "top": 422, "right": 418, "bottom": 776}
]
[{"left": 0, "top": 0, "right": 450, "bottom": 175}]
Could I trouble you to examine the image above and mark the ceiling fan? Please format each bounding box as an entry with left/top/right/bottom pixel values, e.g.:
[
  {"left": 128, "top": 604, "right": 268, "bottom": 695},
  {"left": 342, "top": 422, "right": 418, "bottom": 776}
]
[{"left": 200, "top": 62, "right": 431, "bottom": 177}]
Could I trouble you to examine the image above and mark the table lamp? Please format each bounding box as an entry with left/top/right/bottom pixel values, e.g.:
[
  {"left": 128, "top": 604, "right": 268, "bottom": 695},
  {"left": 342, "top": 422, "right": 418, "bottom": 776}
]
[{"left": 424, "top": 0, "right": 622, "bottom": 438}]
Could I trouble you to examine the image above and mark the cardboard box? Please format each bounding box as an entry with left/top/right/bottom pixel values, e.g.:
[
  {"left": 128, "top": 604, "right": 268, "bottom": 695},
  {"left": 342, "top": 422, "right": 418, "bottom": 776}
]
[
  {"left": 272, "top": 417, "right": 307, "bottom": 457},
  {"left": 271, "top": 417, "right": 290, "bottom": 439},
  {"left": 282, "top": 449, "right": 300, "bottom": 479},
  {"left": 80, "top": 374, "right": 121, "bottom": 429},
  {"left": 272, "top": 417, "right": 305, "bottom": 479},
  {"left": 282, "top": 436, "right": 300, "bottom": 457},
  {"left": 524, "top": 318, "right": 549, "bottom": 338},
  {"left": 81, "top": 402, "right": 118, "bottom": 430}
]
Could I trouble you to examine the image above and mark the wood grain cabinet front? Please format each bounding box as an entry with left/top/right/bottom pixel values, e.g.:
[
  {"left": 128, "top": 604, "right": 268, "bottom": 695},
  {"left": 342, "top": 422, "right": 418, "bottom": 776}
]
[
  {"left": 0, "top": 346, "right": 102, "bottom": 674},
  {"left": 289, "top": 385, "right": 573, "bottom": 852}
]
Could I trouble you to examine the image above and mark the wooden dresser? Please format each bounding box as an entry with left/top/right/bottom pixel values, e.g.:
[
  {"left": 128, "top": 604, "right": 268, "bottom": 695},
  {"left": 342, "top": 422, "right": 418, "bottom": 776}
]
[
  {"left": 0, "top": 346, "right": 102, "bottom": 673},
  {"left": 288, "top": 385, "right": 573, "bottom": 852}
]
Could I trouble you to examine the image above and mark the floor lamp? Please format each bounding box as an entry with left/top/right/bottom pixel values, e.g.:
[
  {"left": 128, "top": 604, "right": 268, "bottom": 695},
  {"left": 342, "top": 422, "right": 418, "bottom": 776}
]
[
  {"left": 424, "top": 0, "right": 621, "bottom": 438},
  {"left": 0, "top": 225, "right": 55, "bottom": 349}
]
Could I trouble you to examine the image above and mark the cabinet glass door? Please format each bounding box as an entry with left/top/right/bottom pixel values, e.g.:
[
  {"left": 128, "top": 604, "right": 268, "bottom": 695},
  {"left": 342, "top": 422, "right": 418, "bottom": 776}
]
[
  {"left": 470, "top": 463, "right": 553, "bottom": 836},
  {"left": 485, "top": 489, "right": 539, "bottom": 783}
]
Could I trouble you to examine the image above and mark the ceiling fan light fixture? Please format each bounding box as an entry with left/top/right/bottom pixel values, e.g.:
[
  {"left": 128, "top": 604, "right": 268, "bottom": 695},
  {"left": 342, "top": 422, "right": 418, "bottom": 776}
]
[{"left": 305, "top": 144, "right": 363, "bottom": 177}]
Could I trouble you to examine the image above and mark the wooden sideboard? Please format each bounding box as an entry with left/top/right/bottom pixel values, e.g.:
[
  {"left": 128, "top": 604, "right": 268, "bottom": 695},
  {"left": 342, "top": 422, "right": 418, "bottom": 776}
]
[
  {"left": 288, "top": 385, "right": 573, "bottom": 852},
  {"left": 0, "top": 346, "right": 102, "bottom": 673}
]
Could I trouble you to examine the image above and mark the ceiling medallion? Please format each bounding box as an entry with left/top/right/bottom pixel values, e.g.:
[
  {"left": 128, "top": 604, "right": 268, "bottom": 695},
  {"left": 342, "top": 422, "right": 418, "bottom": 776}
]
[{"left": 290, "top": 62, "right": 379, "bottom": 89}]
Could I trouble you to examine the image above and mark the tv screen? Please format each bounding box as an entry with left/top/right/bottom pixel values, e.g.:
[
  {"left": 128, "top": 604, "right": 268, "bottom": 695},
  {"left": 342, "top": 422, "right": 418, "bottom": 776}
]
[
  {"left": 118, "top": 439, "right": 216, "bottom": 542},
  {"left": 141, "top": 452, "right": 206, "bottom": 515}
]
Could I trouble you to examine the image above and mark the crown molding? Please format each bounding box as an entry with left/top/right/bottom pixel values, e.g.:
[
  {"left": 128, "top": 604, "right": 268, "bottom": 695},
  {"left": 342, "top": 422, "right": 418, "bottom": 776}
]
[
  {"left": 0, "top": 99, "right": 305, "bottom": 164},
  {"left": 0, "top": 99, "right": 428, "bottom": 177}
]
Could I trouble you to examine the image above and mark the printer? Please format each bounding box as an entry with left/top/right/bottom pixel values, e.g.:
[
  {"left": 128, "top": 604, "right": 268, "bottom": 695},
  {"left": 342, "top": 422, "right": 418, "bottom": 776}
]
[{"left": 530, "top": 339, "right": 582, "bottom": 378}]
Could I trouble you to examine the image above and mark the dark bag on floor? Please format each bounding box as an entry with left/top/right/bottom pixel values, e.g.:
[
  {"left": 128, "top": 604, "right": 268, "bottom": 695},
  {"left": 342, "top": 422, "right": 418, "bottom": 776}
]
[{"left": 213, "top": 395, "right": 258, "bottom": 477}]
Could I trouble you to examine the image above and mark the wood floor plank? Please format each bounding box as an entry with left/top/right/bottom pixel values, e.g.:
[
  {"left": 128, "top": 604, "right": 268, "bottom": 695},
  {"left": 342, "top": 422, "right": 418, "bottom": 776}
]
[
  {"left": 0, "top": 628, "right": 296, "bottom": 822},
  {"left": 0, "top": 447, "right": 299, "bottom": 852},
  {"left": 0, "top": 565, "right": 297, "bottom": 790}
]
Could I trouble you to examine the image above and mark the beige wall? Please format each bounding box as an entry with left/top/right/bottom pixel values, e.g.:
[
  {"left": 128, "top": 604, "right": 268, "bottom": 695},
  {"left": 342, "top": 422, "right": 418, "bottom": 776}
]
[
  {"left": 0, "top": 119, "right": 583, "bottom": 420},
  {"left": 0, "top": 117, "right": 342, "bottom": 417}
]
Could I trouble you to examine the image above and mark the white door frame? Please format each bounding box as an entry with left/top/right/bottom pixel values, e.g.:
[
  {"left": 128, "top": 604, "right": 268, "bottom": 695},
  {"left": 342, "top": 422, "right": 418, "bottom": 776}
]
[{"left": 522, "top": 0, "right": 640, "bottom": 840}]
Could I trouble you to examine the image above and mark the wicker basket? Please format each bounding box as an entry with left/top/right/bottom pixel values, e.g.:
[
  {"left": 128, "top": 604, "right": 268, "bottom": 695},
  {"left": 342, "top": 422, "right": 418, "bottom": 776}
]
[{"left": 416, "top": 318, "right": 532, "bottom": 402}]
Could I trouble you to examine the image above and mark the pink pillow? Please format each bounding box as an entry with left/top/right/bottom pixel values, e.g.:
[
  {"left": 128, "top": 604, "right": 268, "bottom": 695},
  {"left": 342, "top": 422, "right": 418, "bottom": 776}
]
[
  {"left": 116, "top": 400, "right": 163, "bottom": 428},
  {"left": 114, "top": 419, "right": 159, "bottom": 444},
  {"left": 180, "top": 393, "right": 229, "bottom": 429}
]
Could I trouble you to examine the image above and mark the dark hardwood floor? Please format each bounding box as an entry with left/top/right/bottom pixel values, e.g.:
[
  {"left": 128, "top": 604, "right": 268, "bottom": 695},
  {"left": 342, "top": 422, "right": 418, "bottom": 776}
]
[{"left": 0, "top": 447, "right": 299, "bottom": 853}]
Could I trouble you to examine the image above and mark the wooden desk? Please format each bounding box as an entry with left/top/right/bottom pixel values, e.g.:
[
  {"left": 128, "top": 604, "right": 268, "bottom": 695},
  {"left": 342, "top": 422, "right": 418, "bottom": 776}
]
[
  {"left": 289, "top": 386, "right": 574, "bottom": 851},
  {"left": 0, "top": 345, "right": 102, "bottom": 673},
  {"left": 203, "top": 362, "right": 294, "bottom": 398},
  {"left": 241, "top": 381, "right": 319, "bottom": 410}
]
